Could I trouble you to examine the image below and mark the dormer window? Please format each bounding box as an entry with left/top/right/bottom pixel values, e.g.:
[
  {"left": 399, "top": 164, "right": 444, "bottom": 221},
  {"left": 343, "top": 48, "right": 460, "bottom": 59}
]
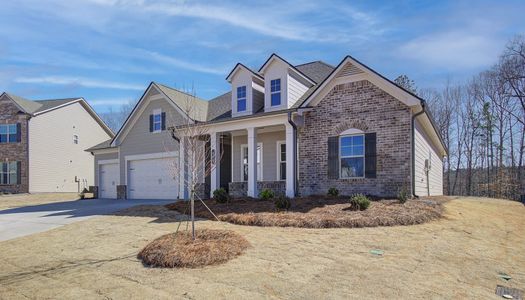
[
  {"left": 270, "top": 79, "right": 281, "bottom": 106},
  {"left": 237, "top": 86, "right": 247, "bottom": 112}
]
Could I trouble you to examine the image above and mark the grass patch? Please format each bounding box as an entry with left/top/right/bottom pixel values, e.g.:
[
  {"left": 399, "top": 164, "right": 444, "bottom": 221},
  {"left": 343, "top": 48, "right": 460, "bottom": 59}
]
[
  {"left": 138, "top": 229, "right": 250, "bottom": 268},
  {"left": 167, "top": 196, "right": 444, "bottom": 228}
]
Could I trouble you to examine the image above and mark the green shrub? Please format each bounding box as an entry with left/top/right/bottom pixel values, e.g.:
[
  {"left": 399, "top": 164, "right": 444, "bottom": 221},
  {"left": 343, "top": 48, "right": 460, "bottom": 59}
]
[
  {"left": 397, "top": 187, "right": 410, "bottom": 204},
  {"left": 274, "top": 196, "right": 291, "bottom": 210},
  {"left": 349, "top": 194, "right": 370, "bottom": 211},
  {"left": 327, "top": 187, "right": 339, "bottom": 197},
  {"left": 259, "top": 189, "right": 275, "bottom": 200},
  {"left": 213, "top": 188, "right": 229, "bottom": 204}
]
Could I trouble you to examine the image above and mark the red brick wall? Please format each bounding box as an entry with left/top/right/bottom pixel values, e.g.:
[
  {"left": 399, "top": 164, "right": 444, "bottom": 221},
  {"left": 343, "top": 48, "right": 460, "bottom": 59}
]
[{"left": 0, "top": 95, "right": 29, "bottom": 193}]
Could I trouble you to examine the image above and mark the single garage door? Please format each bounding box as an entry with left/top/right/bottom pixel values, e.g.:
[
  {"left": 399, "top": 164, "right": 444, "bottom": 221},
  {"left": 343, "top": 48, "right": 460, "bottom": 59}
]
[
  {"left": 99, "top": 163, "right": 118, "bottom": 199},
  {"left": 128, "top": 157, "right": 178, "bottom": 199}
]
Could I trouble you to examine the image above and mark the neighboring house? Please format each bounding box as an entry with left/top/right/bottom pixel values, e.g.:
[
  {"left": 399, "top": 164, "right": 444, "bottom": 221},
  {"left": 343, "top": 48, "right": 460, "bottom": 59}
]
[
  {"left": 0, "top": 93, "right": 114, "bottom": 193},
  {"left": 87, "top": 54, "right": 447, "bottom": 200}
]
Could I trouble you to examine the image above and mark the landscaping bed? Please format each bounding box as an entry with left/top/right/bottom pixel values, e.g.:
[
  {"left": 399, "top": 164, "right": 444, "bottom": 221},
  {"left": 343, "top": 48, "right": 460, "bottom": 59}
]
[{"left": 166, "top": 196, "right": 444, "bottom": 228}]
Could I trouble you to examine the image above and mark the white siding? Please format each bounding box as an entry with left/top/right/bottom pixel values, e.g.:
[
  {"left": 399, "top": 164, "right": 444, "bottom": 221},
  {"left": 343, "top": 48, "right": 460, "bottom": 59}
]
[
  {"left": 28, "top": 102, "right": 112, "bottom": 192},
  {"left": 231, "top": 69, "right": 262, "bottom": 117},
  {"left": 263, "top": 60, "right": 289, "bottom": 112},
  {"left": 231, "top": 130, "right": 285, "bottom": 182},
  {"left": 414, "top": 120, "right": 444, "bottom": 196},
  {"left": 287, "top": 73, "right": 309, "bottom": 108}
]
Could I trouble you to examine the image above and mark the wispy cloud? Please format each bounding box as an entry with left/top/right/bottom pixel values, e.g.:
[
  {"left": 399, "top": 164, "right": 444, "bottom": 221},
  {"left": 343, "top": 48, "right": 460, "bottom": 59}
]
[
  {"left": 398, "top": 31, "right": 504, "bottom": 70},
  {"left": 14, "top": 76, "right": 144, "bottom": 90},
  {"left": 88, "top": 98, "right": 134, "bottom": 106},
  {"left": 137, "top": 50, "right": 228, "bottom": 75}
]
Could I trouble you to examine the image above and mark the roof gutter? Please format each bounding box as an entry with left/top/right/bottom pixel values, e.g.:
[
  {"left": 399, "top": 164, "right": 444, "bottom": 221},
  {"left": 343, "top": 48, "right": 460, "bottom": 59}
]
[
  {"left": 287, "top": 111, "right": 298, "bottom": 197},
  {"left": 412, "top": 101, "right": 426, "bottom": 198}
]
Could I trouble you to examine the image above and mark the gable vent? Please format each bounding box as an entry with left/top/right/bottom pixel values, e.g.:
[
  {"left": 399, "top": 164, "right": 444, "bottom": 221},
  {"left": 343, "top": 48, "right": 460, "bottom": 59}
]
[{"left": 336, "top": 63, "right": 364, "bottom": 78}]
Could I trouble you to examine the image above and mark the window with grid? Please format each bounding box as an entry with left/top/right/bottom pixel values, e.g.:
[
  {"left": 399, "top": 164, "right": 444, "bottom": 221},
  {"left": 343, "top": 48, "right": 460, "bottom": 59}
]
[
  {"left": 270, "top": 79, "right": 281, "bottom": 106},
  {"left": 277, "top": 142, "right": 286, "bottom": 180},
  {"left": 340, "top": 135, "right": 364, "bottom": 178},
  {"left": 0, "top": 124, "right": 17, "bottom": 143},
  {"left": 237, "top": 86, "right": 247, "bottom": 112},
  {"left": 1, "top": 162, "right": 18, "bottom": 185}
]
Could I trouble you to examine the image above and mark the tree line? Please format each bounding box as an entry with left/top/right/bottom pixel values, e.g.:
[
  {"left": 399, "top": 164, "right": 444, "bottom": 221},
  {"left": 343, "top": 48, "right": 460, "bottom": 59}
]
[{"left": 396, "top": 35, "right": 525, "bottom": 200}]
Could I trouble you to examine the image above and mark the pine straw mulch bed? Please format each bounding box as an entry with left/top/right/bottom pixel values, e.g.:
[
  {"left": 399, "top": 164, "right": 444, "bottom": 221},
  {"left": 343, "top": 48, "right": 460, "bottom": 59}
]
[
  {"left": 138, "top": 229, "right": 250, "bottom": 268},
  {"left": 166, "top": 196, "right": 446, "bottom": 228}
]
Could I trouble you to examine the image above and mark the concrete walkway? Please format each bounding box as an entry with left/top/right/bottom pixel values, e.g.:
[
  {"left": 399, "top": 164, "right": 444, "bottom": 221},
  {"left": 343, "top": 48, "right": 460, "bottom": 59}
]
[{"left": 0, "top": 198, "right": 175, "bottom": 241}]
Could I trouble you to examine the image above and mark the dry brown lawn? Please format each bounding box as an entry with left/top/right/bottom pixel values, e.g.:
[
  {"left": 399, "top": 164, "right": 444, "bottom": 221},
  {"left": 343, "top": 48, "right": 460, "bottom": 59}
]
[
  {"left": 0, "top": 193, "right": 79, "bottom": 210},
  {"left": 167, "top": 196, "right": 444, "bottom": 228},
  {"left": 0, "top": 196, "right": 524, "bottom": 299}
]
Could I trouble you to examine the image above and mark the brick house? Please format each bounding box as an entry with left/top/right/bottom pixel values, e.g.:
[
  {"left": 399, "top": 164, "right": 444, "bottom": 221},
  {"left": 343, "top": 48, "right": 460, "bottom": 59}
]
[
  {"left": 87, "top": 54, "right": 446, "bottom": 200},
  {"left": 0, "top": 93, "right": 113, "bottom": 193}
]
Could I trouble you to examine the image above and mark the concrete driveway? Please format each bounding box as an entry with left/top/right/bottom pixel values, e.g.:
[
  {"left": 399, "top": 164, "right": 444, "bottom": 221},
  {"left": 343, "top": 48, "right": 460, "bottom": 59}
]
[{"left": 0, "top": 198, "right": 175, "bottom": 241}]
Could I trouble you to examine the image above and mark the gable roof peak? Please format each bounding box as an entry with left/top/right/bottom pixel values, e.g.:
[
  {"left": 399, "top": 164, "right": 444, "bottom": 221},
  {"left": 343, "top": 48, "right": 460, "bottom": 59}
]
[{"left": 225, "top": 63, "right": 263, "bottom": 83}]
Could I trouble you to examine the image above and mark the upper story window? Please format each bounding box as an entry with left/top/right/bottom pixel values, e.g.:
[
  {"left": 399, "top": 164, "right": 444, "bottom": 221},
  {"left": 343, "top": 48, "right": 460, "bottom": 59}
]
[
  {"left": 237, "top": 86, "right": 247, "bottom": 112},
  {"left": 1, "top": 161, "right": 19, "bottom": 185},
  {"left": 0, "top": 124, "right": 18, "bottom": 143},
  {"left": 340, "top": 134, "right": 364, "bottom": 178},
  {"left": 270, "top": 79, "right": 281, "bottom": 106},
  {"left": 149, "top": 109, "right": 165, "bottom": 133},
  {"left": 73, "top": 135, "right": 79, "bottom": 144}
]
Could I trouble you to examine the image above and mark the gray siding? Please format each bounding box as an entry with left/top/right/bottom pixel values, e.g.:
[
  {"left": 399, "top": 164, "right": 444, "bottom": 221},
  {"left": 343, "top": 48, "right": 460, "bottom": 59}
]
[
  {"left": 231, "top": 130, "right": 285, "bottom": 182},
  {"left": 287, "top": 73, "right": 309, "bottom": 107},
  {"left": 118, "top": 98, "right": 183, "bottom": 183},
  {"left": 252, "top": 88, "right": 265, "bottom": 113}
]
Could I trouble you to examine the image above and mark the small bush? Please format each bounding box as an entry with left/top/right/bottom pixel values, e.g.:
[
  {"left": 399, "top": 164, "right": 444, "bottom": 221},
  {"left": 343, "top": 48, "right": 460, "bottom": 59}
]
[
  {"left": 274, "top": 196, "right": 291, "bottom": 210},
  {"left": 213, "top": 188, "right": 229, "bottom": 203},
  {"left": 349, "top": 194, "right": 370, "bottom": 211},
  {"left": 397, "top": 187, "right": 410, "bottom": 204},
  {"left": 259, "top": 189, "right": 275, "bottom": 200},
  {"left": 327, "top": 187, "right": 339, "bottom": 197}
]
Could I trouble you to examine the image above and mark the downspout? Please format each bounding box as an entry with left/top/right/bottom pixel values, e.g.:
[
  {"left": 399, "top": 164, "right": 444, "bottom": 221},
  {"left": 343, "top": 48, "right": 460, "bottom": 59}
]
[
  {"left": 412, "top": 101, "right": 426, "bottom": 198},
  {"left": 287, "top": 112, "right": 298, "bottom": 197}
]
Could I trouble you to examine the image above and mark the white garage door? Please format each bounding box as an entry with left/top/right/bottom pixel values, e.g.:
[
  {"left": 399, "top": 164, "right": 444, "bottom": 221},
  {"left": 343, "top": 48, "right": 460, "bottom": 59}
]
[
  {"left": 99, "top": 163, "right": 118, "bottom": 199},
  {"left": 128, "top": 157, "right": 178, "bottom": 199}
]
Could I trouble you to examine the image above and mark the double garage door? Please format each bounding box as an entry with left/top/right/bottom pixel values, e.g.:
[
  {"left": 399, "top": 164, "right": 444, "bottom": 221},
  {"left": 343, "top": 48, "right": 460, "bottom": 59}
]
[
  {"left": 98, "top": 157, "right": 178, "bottom": 199},
  {"left": 128, "top": 157, "right": 178, "bottom": 200}
]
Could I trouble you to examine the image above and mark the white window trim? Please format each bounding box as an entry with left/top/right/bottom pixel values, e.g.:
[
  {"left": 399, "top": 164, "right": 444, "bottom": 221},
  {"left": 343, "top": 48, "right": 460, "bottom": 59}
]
[
  {"left": 240, "top": 143, "right": 263, "bottom": 182},
  {"left": 237, "top": 86, "right": 247, "bottom": 112},
  {"left": 339, "top": 134, "right": 365, "bottom": 179},
  {"left": 0, "top": 161, "right": 18, "bottom": 185},
  {"left": 276, "top": 140, "right": 286, "bottom": 181},
  {"left": 152, "top": 108, "right": 162, "bottom": 133},
  {"left": 0, "top": 124, "right": 17, "bottom": 144},
  {"left": 270, "top": 78, "right": 281, "bottom": 106}
]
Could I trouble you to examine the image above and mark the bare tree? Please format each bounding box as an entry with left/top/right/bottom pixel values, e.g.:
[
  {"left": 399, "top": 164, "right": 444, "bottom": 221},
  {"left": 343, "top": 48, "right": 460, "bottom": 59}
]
[
  {"left": 166, "top": 91, "right": 222, "bottom": 240},
  {"left": 394, "top": 74, "right": 418, "bottom": 95}
]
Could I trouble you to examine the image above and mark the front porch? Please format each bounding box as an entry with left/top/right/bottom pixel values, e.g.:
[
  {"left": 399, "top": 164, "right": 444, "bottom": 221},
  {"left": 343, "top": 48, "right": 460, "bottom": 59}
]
[{"left": 179, "top": 113, "right": 297, "bottom": 199}]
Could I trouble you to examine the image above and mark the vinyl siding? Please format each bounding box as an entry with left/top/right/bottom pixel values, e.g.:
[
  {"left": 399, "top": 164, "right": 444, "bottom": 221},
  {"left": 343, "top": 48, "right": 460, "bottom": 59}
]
[
  {"left": 264, "top": 60, "right": 288, "bottom": 111},
  {"left": 231, "top": 130, "right": 285, "bottom": 182},
  {"left": 118, "top": 98, "right": 183, "bottom": 184},
  {"left": 414, "top": 119, "right": 444, "bottom": 196},
  {"left": 28, "top": 102, "right": 112, "bottom": 192},
  {"left": 94, "top": 151, "right": 118, "bottom": 187},
  {"left": 287, "top": 73, "right": 309, "bottom": 108}
]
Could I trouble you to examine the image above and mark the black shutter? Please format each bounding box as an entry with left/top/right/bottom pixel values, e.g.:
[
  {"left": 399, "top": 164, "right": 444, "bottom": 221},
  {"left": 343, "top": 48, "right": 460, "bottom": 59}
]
[
  {"left": 16, "top": 161, "right": 21, "bottom": 185},
  {"left": 327, "top": 136, "right": 339, "bottom": 179},
  {"left": 16, "top": 123, "right": 21, "bottom": 142},
  {"left": 149, "top": 114, "right": 153, "bottom": 132},
  {"left": 365, "top": 133, "right": 377, "bottom": 178},
  {"left": 161, "top": 112, "right": 166, "bottom": 130}
]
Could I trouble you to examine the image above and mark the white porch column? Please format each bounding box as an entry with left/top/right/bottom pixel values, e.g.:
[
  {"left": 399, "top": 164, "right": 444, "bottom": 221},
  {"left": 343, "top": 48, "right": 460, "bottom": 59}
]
[
  {"left": 178, "top": 136, "right": 187, "bottom": 199},
  {"left": 247, "top": 127, "right": 258, "bottom": 198},
  {"left": 210, "top": 132, "right": 221, "bottom": 198},
  {"left": 285, "top": 123, "right": 296, "bottom": 198}
]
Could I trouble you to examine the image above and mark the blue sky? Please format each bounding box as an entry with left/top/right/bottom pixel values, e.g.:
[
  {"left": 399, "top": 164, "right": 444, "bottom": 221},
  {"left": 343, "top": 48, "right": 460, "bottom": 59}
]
[{"left": 1, "top": 0, "right": 524, "bottom": 113}]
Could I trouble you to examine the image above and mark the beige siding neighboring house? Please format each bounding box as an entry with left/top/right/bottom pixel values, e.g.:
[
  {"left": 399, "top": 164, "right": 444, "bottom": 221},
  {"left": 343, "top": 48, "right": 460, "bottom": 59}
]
[
  {"left": 29, "top": 102, "right": 111, "bottom": 192},
  {"left": 0, "top": 93, "right": 113, "bottom": 194},
  {"left": 89, "top": 53, "right": 447, "bottom": 200}
]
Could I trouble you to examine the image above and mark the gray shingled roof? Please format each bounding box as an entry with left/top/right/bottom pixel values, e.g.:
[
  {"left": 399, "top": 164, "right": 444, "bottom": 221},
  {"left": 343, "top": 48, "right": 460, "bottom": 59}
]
[
  {"left": 85, "top": 139, "right": 114, "bottom": 151},
  {"left": 295, "top": 61, "right": 334, "bottom": 84},
  {"left": 206, "top": 92, "right": 232, "bottom": 122},
  {"left": 3, "top": 92, "right": 80, "bottom": 115},
  {"left": 154, "top": 83, "right": 209, "bottom": 122}
]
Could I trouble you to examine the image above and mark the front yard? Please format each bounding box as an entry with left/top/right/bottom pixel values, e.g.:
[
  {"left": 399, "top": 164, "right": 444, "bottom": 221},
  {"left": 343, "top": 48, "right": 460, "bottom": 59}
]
[
  {"left": 0, "top": 193, "right": 79, "bottom": 211},
  {"left": 0, "top": 197, "right": 524, "bottom": 299}
]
